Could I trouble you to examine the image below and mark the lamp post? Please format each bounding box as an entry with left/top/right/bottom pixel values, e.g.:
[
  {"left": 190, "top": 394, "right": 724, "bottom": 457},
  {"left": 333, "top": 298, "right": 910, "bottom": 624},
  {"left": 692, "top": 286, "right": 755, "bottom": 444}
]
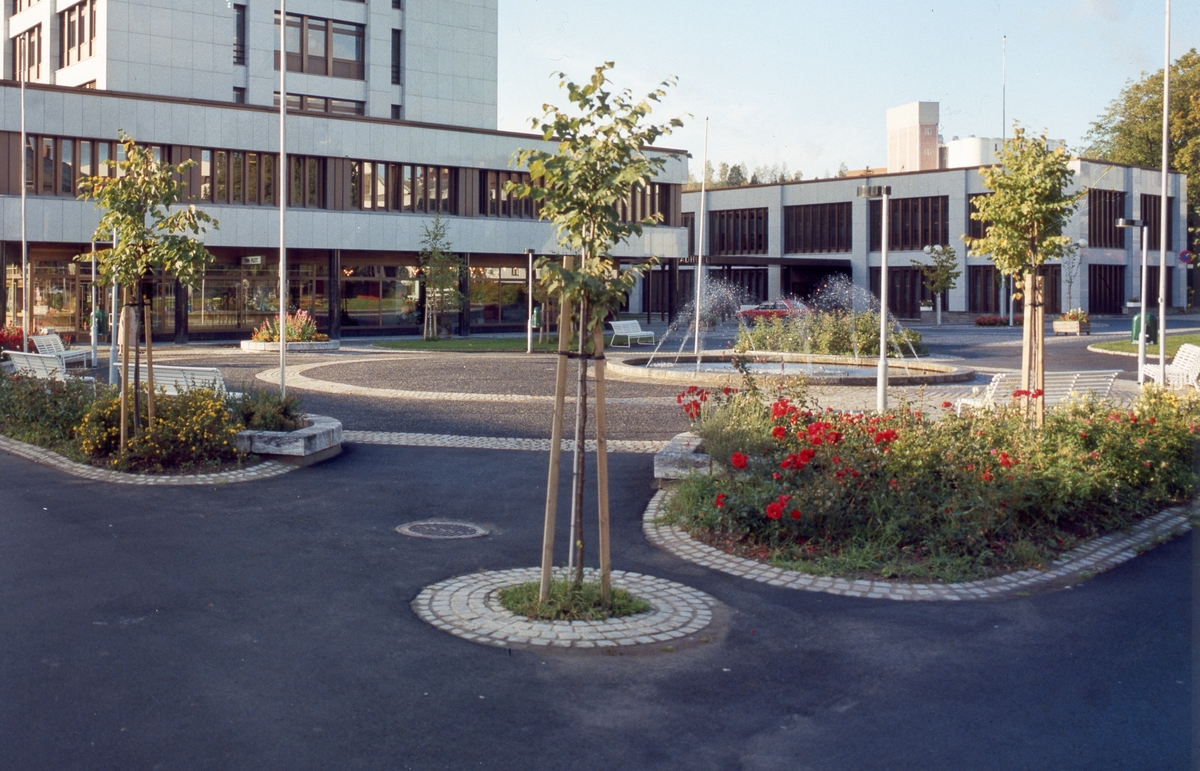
[
  {"left": 19, "top": 37, "right": 27, "bottom": 352},
  {"left": 525, "top": 248, "right": 534, "bottom": 354},
  {"left": 1156, "top": 0, "right": 1171, "bottom": 387},
  {"left": 1116, "top": 219, "right": 1149, "bottom": 384},
  {"left": 858, "top": 185, "right": 891, "bottom": 412}
]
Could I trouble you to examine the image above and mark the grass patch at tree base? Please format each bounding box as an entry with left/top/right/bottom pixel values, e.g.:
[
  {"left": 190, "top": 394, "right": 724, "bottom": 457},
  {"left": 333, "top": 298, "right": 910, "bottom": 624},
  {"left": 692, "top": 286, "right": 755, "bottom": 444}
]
[{"left": 498, "top": 578, "right": 651, "bottom": 621}]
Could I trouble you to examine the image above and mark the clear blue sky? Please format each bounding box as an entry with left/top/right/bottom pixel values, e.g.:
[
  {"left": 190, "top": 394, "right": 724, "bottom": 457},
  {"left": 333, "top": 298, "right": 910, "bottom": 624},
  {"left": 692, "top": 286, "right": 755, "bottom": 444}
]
[{"left": 497, "top": 0, "right": 1199, "bottom": 178}]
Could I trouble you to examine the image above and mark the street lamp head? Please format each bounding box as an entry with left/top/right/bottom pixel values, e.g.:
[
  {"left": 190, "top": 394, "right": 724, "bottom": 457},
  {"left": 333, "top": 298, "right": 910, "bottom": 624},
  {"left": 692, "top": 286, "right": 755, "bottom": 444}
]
[
  {"left": 923, "top": 245, "right": 933, "bottom": 254},
  {"left": 1115, "top": 218, "right": 1144, "bottom": 229},
  {"left": 1075, "top": 239, "right": 1089, "bottom": 249},
  {"left": 524, "top": 248, "right": 535, "bottom": 257},
  {"left": 857, "top": 185, "right": 891, "bottom": 199}
]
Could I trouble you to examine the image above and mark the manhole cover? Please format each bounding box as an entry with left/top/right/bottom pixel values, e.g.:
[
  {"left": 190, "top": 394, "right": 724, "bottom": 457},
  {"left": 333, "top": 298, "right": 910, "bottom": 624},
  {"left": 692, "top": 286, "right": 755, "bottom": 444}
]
[{"left": 396, "top": 521, "right": 489, "bottom": 540}]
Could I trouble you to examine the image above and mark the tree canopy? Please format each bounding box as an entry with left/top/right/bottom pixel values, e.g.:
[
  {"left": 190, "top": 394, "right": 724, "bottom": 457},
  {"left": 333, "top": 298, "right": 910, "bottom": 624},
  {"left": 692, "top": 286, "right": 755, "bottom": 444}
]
[
  {"left": 76, "top": 132, "right": 218, "bottom": 288},
  {"left": 1084, "top": 48, "right": 1199, "bottom": 244},
  {"left": 966, "top": 126, "right": 1082, "bottom": 276}
]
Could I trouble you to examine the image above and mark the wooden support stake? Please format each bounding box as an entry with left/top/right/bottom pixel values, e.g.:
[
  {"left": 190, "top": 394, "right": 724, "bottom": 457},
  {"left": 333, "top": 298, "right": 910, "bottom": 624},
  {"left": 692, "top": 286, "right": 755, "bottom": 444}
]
[
  {"left": 119, "top": 303, "right": 131, "bottom": 452},
  {"left": 539, "top": 254, "right": 574, "bottom": 603},
  {"left": 143, "top": 303, "right": 155, "bottom": 428},
  {"left": 1019, "top": 271, "right": 1034, "bottom": 419},
  {"left": 591, "top": 324, "right": 612, "bottom": 609},
  {"left": 1034, "top": 275, "right": 1045, "bottom": 426}
]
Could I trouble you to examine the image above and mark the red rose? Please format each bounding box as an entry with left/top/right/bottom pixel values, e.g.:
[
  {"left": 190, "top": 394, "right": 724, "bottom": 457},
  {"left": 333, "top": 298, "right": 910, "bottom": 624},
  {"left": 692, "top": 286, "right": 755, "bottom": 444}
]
[
  {"left": 790, "top": 509, "right": 802, "bottom": 520},
  {"left": 731, "top": 452, "right": 748, "bottom": 470},
  {"left": 942, "top": 401, "right": 953, "bottom": 409},
  {"left": 765, "top": 502, "right": 783, "bottom": 520},
  {"left": 771, "top": 426, "right": 787, "bottom": 440},
  {"left": 714, "top": 493, "right": 726, "bottom": 509}
]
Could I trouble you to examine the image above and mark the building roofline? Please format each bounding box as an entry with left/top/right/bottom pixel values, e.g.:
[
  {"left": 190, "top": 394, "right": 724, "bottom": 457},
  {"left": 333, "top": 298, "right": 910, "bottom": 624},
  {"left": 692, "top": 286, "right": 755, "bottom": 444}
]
[
  {"left": 680, "top": 157, "right": 1186, "bottom": 195},
  {"left": 0, "top": 81, "right": 690, "bottom": 155}
]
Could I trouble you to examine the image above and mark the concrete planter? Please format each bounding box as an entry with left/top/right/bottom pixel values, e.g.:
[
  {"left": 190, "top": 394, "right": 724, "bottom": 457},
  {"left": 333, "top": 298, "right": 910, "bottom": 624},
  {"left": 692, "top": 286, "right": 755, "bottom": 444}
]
[
  {"left": 1052, "top": 320, "right": 1091, "bottom": 336},
  {"left": 234, "top": 414, "right": 343, "bottom": 465},
  {"left": 240, "top": 340, "right": 340, "bottom": 352},
  {"left": 654, "top": 432, "right": 712, "bottom": 486}
]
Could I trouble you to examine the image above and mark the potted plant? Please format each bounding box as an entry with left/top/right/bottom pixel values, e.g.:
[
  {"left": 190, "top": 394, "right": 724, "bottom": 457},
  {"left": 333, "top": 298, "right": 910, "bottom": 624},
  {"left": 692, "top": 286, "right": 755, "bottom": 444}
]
[{"left": 1053, "top": 308, "right": 1090, "bottom": 336}]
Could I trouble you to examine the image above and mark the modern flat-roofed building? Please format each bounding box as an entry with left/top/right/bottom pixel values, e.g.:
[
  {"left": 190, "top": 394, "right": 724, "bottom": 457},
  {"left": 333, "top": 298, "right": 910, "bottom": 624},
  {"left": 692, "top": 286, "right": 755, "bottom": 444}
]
[
  {"left": 0, "top": 0, "right": 687, "bottom": 340},
  {"left": 671, "top": 107, "right": 1187, "bottom": 321}
]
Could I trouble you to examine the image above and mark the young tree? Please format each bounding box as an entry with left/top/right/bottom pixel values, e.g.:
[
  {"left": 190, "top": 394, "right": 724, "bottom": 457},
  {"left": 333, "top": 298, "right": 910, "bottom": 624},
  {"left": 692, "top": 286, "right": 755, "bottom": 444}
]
[
  {"left": 508, "top": 62, "right": 682, "bottom": 606},
  {"left": 77, "top": 132, "right": 218, "bottom": 448},
  {"left": 966, "top": 126, "right": 1082, "bottom": 424},
  {"left": 418, "top": 214, "right": 461, "bottom": 340},
  {"left": 1085, "top": 49, "right": 1199, "bottom": 245},
  {"left": 915, "top": 244, "right": 961, "bottom": 326}
]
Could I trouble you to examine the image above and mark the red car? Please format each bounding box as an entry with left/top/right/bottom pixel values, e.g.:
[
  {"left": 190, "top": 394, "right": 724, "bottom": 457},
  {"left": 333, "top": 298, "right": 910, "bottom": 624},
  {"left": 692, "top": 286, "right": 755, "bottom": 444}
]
[{"left": 736, "top": 299, "right": 807, "bottom": 322}]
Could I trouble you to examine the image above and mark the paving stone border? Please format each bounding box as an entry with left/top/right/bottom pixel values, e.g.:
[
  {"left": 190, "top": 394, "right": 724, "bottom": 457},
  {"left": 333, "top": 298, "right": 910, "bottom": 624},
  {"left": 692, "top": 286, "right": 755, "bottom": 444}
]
[
  {"left": 412, "top": 567, "right": 717, "bottom": 650},
  {"left": 0, "top": 435, "right": 296, "bottom": 486},
  {"left": 344, "top": 430, "right": 666, "bottom": 455},
  {"left": 642, "top": 489, "right": 1193, "bottom": 601}
]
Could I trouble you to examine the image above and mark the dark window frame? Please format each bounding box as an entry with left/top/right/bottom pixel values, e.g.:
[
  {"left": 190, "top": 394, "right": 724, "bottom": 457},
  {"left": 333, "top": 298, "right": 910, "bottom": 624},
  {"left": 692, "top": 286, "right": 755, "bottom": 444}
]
[{"left": 783, "top": 202, "right": 852, "bottom": 254}]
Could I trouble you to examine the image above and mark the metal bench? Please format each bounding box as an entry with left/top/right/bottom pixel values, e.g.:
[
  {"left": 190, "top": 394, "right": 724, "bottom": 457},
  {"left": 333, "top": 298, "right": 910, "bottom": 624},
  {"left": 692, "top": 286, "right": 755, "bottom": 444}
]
[
  {"left": 608, "top": 320, "right": 657, "bottom": 347},
  {"left": 31, "top": 333, "right": 91, "bottom": 368},
  {"left": 4, "top": 350, "right": 96, "bottom": 390},
  {"left": 116, "top": 363, "right": 241, "bottom": 398},
  {"left": 1141, "top": 343, "right": 1200, "bottom": 390},
  {"left": 956, "top": 370, "right": 1119, "bottom": 414}
]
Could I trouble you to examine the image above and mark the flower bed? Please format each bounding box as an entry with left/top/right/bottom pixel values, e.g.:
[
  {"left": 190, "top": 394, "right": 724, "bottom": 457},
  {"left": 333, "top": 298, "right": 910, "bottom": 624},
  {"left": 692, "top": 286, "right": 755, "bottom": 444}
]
[
  {"left": 250, "top": 310, "right": 329, "bottom": 343},
  {"left": 975, "top": 315, "right": 1024, "bottom": 327},
  {"left": 662, "top": 383, "right": 1198, "bottom": 582}
]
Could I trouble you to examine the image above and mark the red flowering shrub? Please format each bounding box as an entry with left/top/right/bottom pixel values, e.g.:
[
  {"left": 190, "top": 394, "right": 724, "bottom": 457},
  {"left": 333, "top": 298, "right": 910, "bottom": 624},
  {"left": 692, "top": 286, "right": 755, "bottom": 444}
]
[{"left": 663, "top": 383, "right": 1200, "bottom": 583}]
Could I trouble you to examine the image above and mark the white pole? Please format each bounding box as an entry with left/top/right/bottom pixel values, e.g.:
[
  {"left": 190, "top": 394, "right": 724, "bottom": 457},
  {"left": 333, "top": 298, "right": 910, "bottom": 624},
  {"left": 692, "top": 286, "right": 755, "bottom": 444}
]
[
  {"left": 19, "top": 39, "right": 28, "bottom": 352},
  {"left": 109, "top": 230, "right": 117, "bottom": 384},
  {"left": 90, "top": 242, "right": 97, "bottom": 366},
  {"left": 1138, "top": 225, "right": 1149, "bottom": 385},
  {"left": 1003, "top": 36, "right": 1014, "bottom": 329},
  {"left": 878, "top": 190, "right": 890, "bottom": 413},
  {"left": 526, "top": 250, "right": 533, "bottom": 354},
  {"left": 1157, "top": 0, "right": 1170, "bottom": 386},
  {"left": 693, "top": 117, "right": 708, "bottom": 363},
  {"left": 279, "top": 0, "right": 288, "bottom": 397}
]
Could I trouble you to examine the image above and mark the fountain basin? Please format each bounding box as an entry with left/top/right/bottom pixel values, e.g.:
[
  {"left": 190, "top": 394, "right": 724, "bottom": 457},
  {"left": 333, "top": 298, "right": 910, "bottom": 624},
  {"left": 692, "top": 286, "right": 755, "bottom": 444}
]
[{"left": 607, "top": 351, "right": 974, "bottom": 387}]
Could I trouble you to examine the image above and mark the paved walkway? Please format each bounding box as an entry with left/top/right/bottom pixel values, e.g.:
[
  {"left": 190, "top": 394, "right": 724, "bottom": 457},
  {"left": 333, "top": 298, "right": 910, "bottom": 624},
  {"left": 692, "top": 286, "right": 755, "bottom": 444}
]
[{"left": 0, "top": 323, "right": 1191, "bottom": 769}]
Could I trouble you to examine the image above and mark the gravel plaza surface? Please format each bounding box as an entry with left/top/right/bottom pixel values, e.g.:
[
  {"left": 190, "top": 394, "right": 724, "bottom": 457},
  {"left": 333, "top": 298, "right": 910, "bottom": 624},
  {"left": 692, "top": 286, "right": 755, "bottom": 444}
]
[{"left": 0, "top": 317, "right": 1193, "bottom": 770}]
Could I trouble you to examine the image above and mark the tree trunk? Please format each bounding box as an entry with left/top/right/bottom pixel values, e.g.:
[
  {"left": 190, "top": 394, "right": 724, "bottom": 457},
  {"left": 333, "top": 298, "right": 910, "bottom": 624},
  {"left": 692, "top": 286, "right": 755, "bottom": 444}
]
[
  {"left": 591, "top": 324, "right": 612, "bottom": 609},
  {"left": 570, "top": 302, "right": 588, "bottom": 588},
  {"left": 144, "top": 303, "right": 155, "bottom": 429},
  {"left": 936, "top": 293, "right": 942, "bottom": 326},
  {"left": 539, "top": 255, "right": 574, "bottom": 603}
]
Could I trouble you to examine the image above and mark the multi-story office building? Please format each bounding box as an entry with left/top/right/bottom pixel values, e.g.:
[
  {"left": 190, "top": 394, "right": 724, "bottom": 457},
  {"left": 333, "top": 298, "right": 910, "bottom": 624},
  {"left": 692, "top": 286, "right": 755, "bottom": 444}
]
[
  {"left": 0, "top": 0, "right": 687, "bottom": 340},
  {"left": 674, "top": 104, "right": 1188, "bottom": 320}
]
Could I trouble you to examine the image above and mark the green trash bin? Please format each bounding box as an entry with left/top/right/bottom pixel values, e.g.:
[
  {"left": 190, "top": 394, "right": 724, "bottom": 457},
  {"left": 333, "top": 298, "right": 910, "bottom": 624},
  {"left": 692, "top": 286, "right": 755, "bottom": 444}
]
[
  {"left": 1131, "top": 313, "right": 1158, "bottom": 345},
  {"left": 531, "top": 305, "right": 543, "bottom": 329}
]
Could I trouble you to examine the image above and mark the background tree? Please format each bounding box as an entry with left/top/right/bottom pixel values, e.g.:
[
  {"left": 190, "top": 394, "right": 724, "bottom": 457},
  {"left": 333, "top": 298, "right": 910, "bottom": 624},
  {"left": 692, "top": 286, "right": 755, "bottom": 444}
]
[
  {"left": 77, "top": 132, "right": 217, "bottom": 448},
  {"left": 1084, "top": 48, "right": 1199, "bottom": 247},
  {"left": 418, "top": 214, "right": 461, "bottom": 340},
  {"left": 915, "top": 244, "right": 961, "bottom": 326},
  {"left": 966, "top": 126, "right": 1082, "bottom": 424},
  {"left": 508, "top": 62, "right": 681, "bottom": 607}
]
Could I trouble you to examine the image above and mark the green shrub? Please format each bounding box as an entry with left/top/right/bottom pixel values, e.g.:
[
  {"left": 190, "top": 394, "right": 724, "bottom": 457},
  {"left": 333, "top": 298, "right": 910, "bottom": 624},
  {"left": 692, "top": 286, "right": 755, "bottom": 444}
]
[
  {"left": 666, "top": 385, "right": 1198, "bottom": 582},
  {"left": 737, "top": 311, "right": 925, "bottom": 357},
  {"left": 77, "top": 387, "right": 242, "bottom": 471},
  {"left": 0, "top": 371, "right": 99, "bottom": 452},
  {"left": 233, "top": 389, "right": 306, "bottom": 431}
]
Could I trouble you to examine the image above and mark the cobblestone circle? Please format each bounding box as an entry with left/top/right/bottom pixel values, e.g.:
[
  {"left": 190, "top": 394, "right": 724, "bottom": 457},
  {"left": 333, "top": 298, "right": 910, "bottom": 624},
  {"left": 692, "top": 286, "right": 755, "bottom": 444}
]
[
  {"left": 0, "top": 435, "right": 296, "bottom": 486},
  {"left": 412, "top": 567, "right": 718, "bottom": 650},
  {"left": 643, "top": 489, "right": 1193, "bottom": 601}
]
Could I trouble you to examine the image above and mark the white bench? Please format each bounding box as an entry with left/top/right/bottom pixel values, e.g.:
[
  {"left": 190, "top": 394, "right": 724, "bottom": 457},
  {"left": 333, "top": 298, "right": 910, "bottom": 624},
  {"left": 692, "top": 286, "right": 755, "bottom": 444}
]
[
  {"left": 956, "top": 370, "right": 1119, "bottom": 414},
  {"left": 608, "top": 320, "right": 656, "bottom": 347},
  {"left": 1141, "top": 343, "right": 1200, "bottom": 390},
  {"left": 31, "top": 333, "right": 91, "bottom": 368},
  {"left": 5, "top": 350, "right": 96, "bottom": 389},
  {"left": 116, "top": 363, "right": 240, "bottom": 398},
  {"left": 955, "top": 373, "right": 1008, "bottom": 415}
]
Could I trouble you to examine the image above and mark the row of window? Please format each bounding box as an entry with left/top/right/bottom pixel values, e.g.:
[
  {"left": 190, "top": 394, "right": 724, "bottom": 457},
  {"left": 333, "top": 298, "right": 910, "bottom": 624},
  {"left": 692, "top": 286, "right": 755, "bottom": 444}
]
[
  {"left": 783, "top": 202, "right": 851, "bottom": 254},
  {"left": 350, "top": 162, "right": 455, "bottom": 214},
  {"left": 11, "top": 25, "right": 40, "bottom": 82},
  {"left": 60, "top": 0, "right": 96, "bottom": 69},
  {"left": 869, "top": 196, "right": 950, "bottom": 252},
  {"left": 1088, "top": 190, "right": 1176, "bottom": 251},
  {"left": 274, "top": 92, "right": 365, "bottom": 117},
  {"left": 274, "top": 12, "right": 365, "bottom": 80},
  {"left": 20, "top": 136, "right": 147, "bottom": 197}
]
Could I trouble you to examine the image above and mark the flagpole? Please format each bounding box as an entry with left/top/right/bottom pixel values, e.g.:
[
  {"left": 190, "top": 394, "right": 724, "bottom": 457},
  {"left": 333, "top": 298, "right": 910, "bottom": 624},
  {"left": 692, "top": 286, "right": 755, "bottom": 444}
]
[{"left": 279, "top": 0, "right": 288, "bottom": 397}]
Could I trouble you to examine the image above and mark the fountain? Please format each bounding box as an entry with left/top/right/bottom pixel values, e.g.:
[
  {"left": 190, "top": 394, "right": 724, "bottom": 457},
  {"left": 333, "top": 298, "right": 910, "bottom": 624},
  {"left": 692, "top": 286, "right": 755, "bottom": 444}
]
[{"left": 609, "top": 274, "right": 974, "bottom": 387}]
